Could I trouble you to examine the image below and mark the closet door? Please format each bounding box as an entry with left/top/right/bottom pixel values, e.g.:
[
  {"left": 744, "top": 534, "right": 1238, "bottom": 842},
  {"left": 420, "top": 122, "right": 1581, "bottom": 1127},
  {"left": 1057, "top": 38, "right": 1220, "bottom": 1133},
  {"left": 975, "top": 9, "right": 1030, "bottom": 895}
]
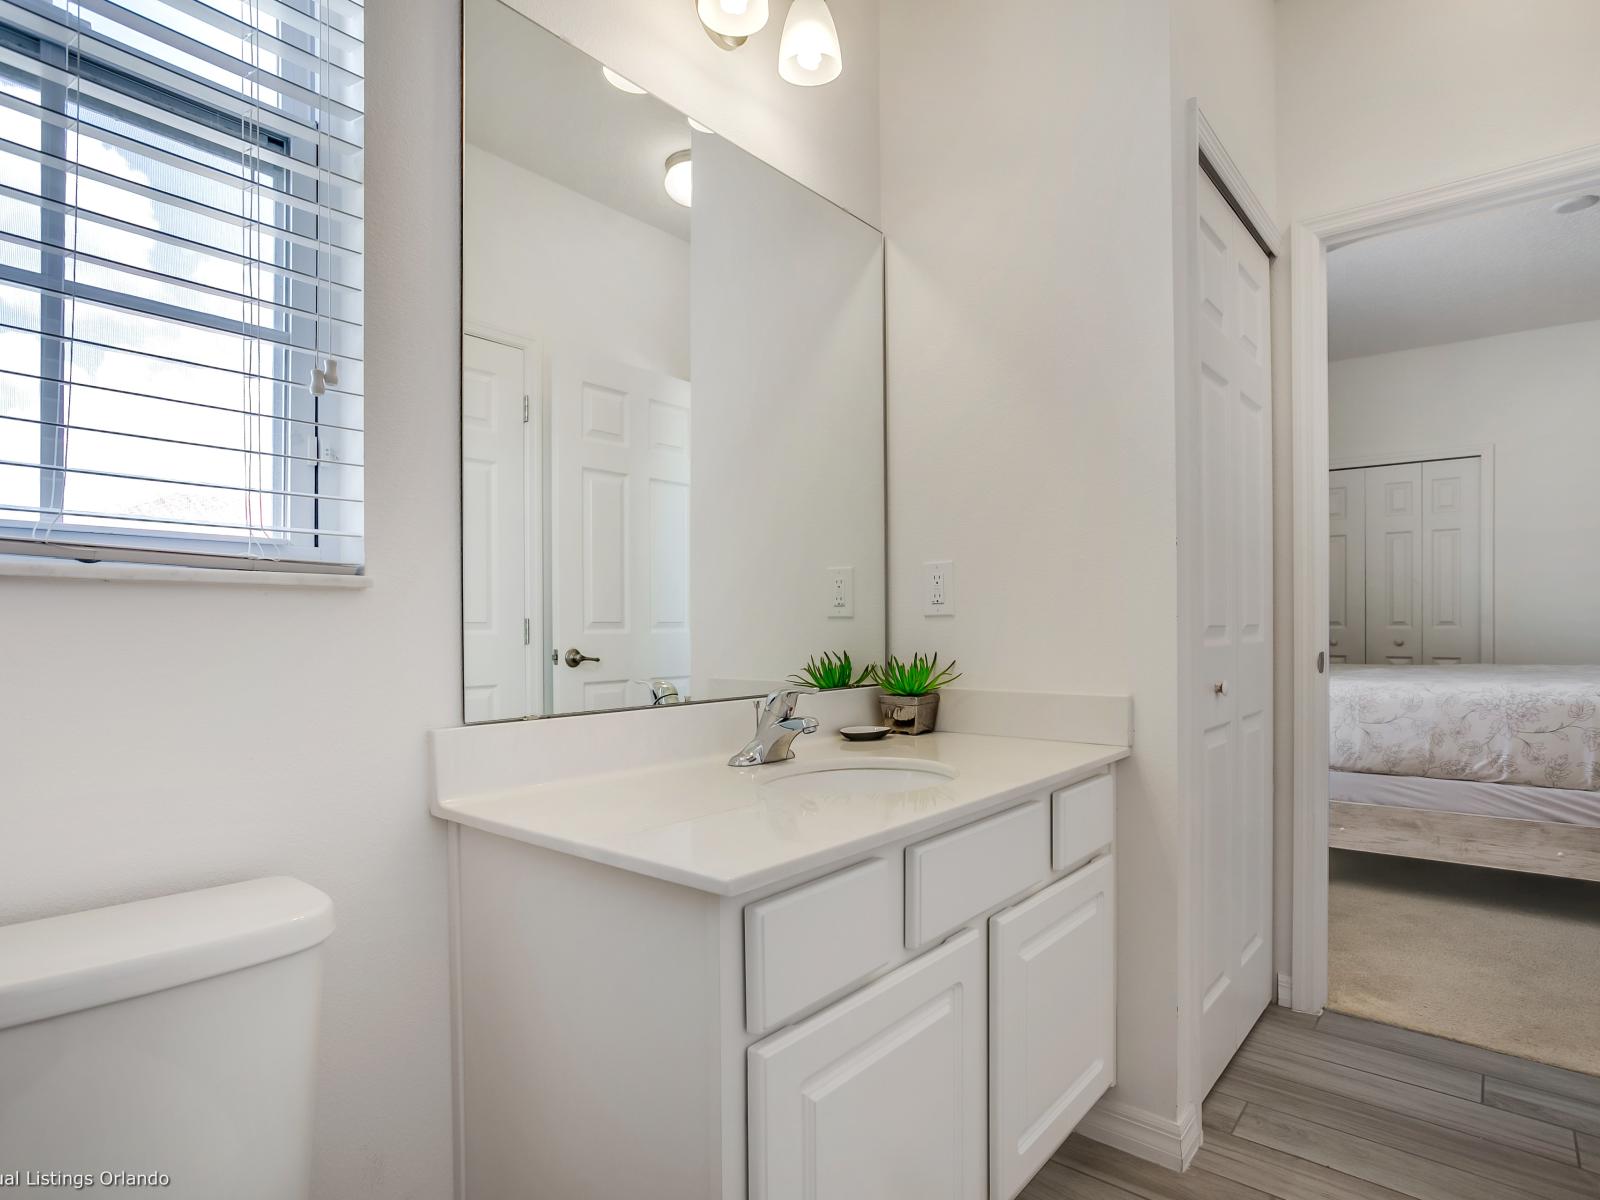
[
  {"left": 1421, "top": 458, "right": 1481, "bottom": 663},
  {"left": 1328, "top": 469, "right": 1366, "bottom": 664},
  {"left": 1193, "top": 175, "right": 1273, "bottom": 1097},
  {"left": 1364, "top": 462, "right": 1423, "bottom": 665}
]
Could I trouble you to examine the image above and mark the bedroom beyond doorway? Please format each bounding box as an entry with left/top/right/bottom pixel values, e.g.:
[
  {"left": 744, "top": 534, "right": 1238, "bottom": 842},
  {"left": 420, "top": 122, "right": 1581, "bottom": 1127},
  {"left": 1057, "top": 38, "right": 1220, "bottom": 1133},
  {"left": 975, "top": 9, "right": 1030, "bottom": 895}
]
[{"left": 1316, "top": 177, "right": 1600, "bottom": 1073}]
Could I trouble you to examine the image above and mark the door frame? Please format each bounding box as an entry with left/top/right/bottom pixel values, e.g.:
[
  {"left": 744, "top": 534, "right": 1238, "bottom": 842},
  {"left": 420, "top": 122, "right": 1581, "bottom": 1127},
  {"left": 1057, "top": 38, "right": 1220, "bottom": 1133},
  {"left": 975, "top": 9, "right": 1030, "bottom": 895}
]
[
  {"left": 1328, "top": 445, "right": 1497, "bottom": 665},
  {"left": 463, "top": 324, "right": 545, "bottom": 720},
  {"left": 1172, "top": 99, "right": 1281, "bottom": 1160},
  {"left": 1287, "top": 142, "right": 1600, "bottom": 1014}
]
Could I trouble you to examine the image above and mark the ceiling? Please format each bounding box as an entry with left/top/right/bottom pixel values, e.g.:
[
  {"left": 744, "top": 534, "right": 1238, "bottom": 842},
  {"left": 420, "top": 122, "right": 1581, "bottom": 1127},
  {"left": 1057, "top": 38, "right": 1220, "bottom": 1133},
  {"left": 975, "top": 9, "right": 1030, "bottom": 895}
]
[
  {"left": 465, "top": 0, "right": 694, "bottom": 240},
  {"left": 1327, "top": 191, "right": 1600, "bottom": 360}
]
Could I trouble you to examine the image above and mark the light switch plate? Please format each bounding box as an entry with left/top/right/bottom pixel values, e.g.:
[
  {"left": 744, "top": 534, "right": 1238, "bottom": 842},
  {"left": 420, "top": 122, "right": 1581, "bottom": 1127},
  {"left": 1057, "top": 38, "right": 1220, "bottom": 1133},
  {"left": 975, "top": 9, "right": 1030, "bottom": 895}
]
[
  {"left": 827, "top": 566, "right": 854, "bottom": 618},
  {"left": 924, "top": 560, "right": 953, "bottom": 617}
]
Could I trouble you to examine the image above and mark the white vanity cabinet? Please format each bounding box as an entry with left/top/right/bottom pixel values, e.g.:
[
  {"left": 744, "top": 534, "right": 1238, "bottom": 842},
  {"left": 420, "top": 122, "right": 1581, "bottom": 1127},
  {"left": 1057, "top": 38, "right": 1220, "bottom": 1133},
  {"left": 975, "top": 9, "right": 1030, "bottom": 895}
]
[{"left": 449, "top": 758, "right": 1118, "bottom": 1200}]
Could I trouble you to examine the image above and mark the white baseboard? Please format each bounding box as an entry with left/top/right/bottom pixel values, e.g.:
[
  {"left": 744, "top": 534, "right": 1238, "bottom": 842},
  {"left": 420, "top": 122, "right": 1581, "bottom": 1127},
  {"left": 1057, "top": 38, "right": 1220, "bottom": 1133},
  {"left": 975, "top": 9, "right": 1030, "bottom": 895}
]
[
  {"left": 1277, "top": 972, "right": 1293, "bottom": 1008},
  {"left": 1076, "top": 1096, "right": 1201, "bottom": 1171}
]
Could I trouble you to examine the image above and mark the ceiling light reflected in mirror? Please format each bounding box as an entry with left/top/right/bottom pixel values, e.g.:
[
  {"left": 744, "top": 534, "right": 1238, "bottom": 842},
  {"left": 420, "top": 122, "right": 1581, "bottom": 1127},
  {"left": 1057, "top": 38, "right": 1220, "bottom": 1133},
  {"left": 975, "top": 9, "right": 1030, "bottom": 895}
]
[
  {"left": 601, "top": 65, "right": 646, "bottom": 94},
  {"left": 663, "top": 149, "right": 693, "bottom": 207}
]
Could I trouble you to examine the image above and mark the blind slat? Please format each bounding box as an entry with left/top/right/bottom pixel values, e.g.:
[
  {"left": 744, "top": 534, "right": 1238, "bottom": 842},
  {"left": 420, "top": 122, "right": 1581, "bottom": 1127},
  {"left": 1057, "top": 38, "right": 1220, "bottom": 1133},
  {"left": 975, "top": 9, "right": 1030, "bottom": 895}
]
[
  {"left": 0, "top": 179, "right": 365, "bottom": 297},
  {"left": 0, "top": 456, "right": 364, "bottom": 503},
  {"left": 0, "top": 506, "right": 362, "bottom": 538},
  {"left": 0, "top": 367, "right": 363, "bottom": 432},
  {"left": 1, "top": 412, "right": 364, "bottom": 468}
]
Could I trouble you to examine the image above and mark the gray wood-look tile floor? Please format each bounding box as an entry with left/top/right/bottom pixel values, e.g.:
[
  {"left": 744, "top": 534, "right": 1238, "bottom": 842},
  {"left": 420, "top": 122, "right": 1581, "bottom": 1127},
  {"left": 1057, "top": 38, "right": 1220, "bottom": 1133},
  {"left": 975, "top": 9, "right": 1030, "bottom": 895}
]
[{"left": 1024, "top": 1006, "right": 1600, "bottom": 1200}]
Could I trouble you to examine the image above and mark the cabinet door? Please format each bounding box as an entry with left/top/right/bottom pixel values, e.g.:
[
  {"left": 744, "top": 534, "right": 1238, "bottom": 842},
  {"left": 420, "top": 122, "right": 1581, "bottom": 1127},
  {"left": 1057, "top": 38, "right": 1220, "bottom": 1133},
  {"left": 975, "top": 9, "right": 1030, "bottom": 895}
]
[
  {"left": 748, "top": 928, "right": 985, "bottom": 1200},
  {"left": 989, "top": 857, "right": 1115, "bottom": 1200}
]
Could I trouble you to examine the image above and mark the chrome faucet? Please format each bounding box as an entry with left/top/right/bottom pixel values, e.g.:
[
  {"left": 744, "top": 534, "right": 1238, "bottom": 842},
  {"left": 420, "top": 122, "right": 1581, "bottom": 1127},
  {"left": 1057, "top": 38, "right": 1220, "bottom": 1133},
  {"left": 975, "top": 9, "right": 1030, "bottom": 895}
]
[{"left": 729, "top": 686, "right": 819, "bottom": 767}]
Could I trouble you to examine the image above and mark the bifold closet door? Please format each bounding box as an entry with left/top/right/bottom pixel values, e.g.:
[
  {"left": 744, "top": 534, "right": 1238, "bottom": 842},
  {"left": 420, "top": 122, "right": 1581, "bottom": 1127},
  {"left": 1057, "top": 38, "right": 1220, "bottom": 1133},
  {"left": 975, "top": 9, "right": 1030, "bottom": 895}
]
[
  {"left": 1364, "top": 462, "right": 1423, "bottom": 665},
  {"left": 1420, "top": 458, "right": 1482, "bottom": 663},
  {"left": 1328, "top": 469, "right": 1366, "bottom": 664},
  {"left": 1194, "top": 174, "right": 1273, "bottom": 1098}
]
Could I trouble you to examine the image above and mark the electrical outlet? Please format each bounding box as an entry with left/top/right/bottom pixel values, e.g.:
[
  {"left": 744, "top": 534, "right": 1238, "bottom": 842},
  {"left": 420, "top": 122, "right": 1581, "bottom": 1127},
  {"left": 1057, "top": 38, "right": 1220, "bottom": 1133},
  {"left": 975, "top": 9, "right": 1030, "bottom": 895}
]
[
  {"left": 827, "top": 566, "right": 854, "bottom": 618},
  {"left": 924, "top": 560, "right": 954, "bottom": 617}
]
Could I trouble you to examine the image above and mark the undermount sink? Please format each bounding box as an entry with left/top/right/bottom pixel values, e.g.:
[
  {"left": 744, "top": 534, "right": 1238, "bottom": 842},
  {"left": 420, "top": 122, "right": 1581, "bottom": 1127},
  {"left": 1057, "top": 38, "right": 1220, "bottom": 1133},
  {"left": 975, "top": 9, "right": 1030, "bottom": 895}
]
[{"left": 759, "top": 759, "right": 958, "bottom": 798}]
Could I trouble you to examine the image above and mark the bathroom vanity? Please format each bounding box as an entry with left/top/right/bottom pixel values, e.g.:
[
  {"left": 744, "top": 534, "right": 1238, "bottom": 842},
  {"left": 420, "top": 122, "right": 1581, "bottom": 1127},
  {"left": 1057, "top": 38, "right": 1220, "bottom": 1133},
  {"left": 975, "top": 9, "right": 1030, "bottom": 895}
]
[{"left": 433, "top": 695, "right": 1128, "bottom": 1200}]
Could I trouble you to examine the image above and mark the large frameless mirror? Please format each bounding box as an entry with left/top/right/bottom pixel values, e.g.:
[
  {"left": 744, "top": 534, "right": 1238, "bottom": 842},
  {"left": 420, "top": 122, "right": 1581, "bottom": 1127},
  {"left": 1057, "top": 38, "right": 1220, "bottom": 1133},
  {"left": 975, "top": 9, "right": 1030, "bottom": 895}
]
[{"left": 461, "top": 0, "right": 886, "bottom": 721}]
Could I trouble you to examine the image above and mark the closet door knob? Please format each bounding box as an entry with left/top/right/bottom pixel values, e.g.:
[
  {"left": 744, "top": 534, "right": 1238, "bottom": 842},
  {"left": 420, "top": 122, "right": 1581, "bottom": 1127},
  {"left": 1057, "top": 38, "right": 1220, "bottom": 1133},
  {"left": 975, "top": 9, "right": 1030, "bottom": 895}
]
[
  {"left": 1393, "top": 639, "right": 1405, "bottom": 648},
  {"left": 1213, "top": 681, "right": 1227, "bottom": 696}
]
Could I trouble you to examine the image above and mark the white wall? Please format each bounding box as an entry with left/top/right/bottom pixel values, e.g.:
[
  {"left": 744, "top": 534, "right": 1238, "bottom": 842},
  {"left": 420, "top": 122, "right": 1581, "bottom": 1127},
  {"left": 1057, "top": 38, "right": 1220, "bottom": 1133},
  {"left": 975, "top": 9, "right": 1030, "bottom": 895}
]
[
  {"left": 464, "top": 144, "right": 690, "bottom": 378},
  {"left": 880, "top": 0, "right": 1192, "bottom": 1131},
  {"left": 1171, "top": 0, "right": 1277, "bottom": 217},
  {"left": 1276, "top": 0, "right": 1600, "bottom": 224},
  {"left": 505, "top": 0, "right": 880, "bottom": 229},
  {"left": 1331, "top": 320, "right": 1600, "bottom": 665},
  {"left": 0, "top": 7, "right": 463, "bottom": 1198},
  {"left": 689, "top": 132, "right": 885, "bottom": 696}
]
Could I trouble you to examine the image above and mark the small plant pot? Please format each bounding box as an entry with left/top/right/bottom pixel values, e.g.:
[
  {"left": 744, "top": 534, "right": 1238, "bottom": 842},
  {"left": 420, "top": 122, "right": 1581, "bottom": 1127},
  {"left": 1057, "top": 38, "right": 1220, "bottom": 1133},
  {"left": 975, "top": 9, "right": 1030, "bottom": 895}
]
[{"left": 878, "top": 692, "right": 940, "bottom": 735}]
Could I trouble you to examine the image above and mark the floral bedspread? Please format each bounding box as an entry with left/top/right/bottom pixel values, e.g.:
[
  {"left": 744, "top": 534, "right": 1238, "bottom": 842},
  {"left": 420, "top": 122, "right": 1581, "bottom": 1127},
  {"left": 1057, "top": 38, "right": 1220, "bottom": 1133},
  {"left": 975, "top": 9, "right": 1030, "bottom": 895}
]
[{"left": 1329, "top": 665, "right": 1600, "bottom": 791}]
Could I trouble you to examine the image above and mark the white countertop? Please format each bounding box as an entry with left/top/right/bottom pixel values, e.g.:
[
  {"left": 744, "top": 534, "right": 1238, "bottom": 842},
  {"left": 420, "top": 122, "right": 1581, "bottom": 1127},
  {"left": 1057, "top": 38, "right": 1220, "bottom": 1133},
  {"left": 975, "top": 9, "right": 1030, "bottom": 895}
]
[{"left": 431, "top": 732, "right": 1129, "bottom": 896}]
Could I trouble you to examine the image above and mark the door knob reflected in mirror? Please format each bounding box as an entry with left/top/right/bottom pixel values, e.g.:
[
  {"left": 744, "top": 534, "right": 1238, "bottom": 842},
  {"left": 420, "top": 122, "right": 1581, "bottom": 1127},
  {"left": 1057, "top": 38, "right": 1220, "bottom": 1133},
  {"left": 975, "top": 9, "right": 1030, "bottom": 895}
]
[{"left": 563, "top": 648, "right": 600, "bottom": 668}]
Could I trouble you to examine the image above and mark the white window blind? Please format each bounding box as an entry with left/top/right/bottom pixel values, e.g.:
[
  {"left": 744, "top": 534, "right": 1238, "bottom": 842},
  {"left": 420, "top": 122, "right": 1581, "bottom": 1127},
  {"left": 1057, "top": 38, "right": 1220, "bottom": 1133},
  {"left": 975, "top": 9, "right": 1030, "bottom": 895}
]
[{"left": 0, "top": 0, "right": 363, "bottom": 571}]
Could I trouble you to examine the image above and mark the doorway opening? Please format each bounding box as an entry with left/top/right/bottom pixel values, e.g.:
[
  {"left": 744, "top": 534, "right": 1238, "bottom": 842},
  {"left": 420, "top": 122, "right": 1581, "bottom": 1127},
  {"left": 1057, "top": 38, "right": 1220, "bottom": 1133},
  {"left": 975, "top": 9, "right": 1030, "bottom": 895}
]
[{"left": 1290, "top": 144, "right": 1600, "bottom": 1075}]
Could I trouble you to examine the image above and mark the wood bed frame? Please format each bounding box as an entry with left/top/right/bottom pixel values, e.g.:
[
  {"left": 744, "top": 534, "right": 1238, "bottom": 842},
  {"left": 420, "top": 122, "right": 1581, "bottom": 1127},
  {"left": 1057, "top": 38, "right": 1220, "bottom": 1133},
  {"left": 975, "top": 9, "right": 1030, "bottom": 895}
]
[{"left": 1330, "top": 800, "right": 1600, "bottom": 883}]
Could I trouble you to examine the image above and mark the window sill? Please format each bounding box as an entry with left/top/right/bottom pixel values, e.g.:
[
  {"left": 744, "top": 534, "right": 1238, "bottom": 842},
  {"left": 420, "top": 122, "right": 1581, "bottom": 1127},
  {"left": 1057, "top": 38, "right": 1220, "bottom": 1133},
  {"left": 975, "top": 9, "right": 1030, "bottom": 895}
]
[{"left": 0, "top": 555, "right": 371, "bottom": 589}]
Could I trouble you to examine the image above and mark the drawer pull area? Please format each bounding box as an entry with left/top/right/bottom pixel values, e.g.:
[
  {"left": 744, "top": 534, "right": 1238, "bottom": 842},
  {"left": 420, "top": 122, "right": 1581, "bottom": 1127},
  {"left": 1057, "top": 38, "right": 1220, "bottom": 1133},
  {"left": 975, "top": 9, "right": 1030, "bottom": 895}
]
[
  {"left": 1051, "top": 772, "right": 1114, "bottom": 873},
  {"left": 905, "top": 800, "right": 1050, "bottom": 950},
  {"left": 745, "top": 857, "right": 898, "bottom": 1035}
]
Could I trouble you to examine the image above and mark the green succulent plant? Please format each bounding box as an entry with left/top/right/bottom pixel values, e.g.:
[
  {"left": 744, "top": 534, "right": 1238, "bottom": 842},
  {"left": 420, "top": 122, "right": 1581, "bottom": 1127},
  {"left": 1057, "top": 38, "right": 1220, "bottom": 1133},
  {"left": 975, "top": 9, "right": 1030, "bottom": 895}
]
[
  {"left": 872, "top": 653, "right": 962, "bottom": 697},
  {"left": 787, "top": 650, "right": 876, "bottom": 690}
]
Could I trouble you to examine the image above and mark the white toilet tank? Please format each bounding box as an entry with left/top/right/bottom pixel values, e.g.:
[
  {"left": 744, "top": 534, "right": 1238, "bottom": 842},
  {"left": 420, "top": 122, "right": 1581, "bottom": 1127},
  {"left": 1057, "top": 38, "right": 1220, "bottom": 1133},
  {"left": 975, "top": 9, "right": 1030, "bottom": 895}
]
[{"left": 0, "top": 878, "right": 334, "bottom": 1199}]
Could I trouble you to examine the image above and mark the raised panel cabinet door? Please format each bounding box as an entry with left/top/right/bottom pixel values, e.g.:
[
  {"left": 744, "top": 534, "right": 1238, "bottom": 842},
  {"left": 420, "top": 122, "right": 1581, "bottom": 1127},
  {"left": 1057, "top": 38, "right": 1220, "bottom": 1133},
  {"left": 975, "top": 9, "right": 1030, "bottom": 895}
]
[
  {"left": 1194, "top": 174, "right": 1274, "bottom": 1098},
  {"left": 1421, "top": 457, "right": 1481, "bottom": 664},
  {"left": 989, "top": 857, "right": 1115, "bottom": 1200},
  {"left": 1328, "top": 468, "right": 1366, "bottom": 664},
  {"left": 1364, "top": 461, "right": 1424, "bottom": 665},
  {"left": 748, "top": 928, "right": 986, "bottom": 1200}
]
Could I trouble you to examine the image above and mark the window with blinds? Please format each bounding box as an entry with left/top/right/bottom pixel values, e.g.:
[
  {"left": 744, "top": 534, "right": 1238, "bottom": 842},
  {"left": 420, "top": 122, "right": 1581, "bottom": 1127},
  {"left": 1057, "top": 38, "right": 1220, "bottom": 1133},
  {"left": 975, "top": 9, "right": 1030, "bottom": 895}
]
[{"left": 0, "top": 0, "right": 362, "bottom": 572}]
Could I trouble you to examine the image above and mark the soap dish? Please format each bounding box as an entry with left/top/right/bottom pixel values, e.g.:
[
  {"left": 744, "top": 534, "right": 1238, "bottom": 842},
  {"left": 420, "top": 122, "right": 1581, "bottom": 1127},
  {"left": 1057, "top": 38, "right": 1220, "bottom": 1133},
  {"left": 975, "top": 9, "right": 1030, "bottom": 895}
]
[{"left": 840, "top": 725, "right": 892, "bottom": 742}]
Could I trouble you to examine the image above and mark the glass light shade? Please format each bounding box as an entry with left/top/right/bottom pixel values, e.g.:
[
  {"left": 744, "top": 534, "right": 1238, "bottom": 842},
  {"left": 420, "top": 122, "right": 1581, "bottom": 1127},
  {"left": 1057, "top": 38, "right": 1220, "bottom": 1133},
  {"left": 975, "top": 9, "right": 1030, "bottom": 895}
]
[
  {"left": 663, "top": 150, "right": 693, "bottom": 208},
  {"left": 778, "top": 0, "right": 841, "bottom": 86},
  {"left": 697, "top": 0, "right": 768, "bottom": 38},
  {"left": 601, "top": 66, "right": 646, "bottom": 94}
]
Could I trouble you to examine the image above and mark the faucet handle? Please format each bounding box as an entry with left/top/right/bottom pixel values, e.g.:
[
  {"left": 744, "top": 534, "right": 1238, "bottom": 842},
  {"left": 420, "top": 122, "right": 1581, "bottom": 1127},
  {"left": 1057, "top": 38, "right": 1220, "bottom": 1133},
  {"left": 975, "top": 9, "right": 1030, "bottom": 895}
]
[{"left": 758, "top": 685, "right": 816, "bottom": 721}]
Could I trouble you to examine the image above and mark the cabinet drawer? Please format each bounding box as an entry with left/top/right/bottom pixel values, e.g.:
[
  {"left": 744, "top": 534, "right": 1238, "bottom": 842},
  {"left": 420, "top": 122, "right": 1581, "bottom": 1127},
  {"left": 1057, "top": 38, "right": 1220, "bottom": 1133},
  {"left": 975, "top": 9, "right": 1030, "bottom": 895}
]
[
  {"left": 745, "top": 857, "right": 898, "bottom": 1036},
  {"left": 905, "top": 800, "right": 1050, "bottom": 949},
  {"left": 1052, "top": 771, "right": 1114, "bottom": 872}
]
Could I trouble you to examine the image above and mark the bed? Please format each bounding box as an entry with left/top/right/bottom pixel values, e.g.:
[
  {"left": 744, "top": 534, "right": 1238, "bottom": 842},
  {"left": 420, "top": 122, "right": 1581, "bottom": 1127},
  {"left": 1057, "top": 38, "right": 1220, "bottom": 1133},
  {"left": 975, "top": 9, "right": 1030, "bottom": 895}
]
[{"left": 1328, "top": 664, "right": 1600, "bottom": 881}]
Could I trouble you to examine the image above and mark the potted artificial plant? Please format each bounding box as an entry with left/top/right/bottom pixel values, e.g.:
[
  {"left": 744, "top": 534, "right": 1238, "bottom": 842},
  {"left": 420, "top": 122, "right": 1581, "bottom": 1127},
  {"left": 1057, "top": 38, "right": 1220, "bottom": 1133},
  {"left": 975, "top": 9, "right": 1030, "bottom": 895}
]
[
  {"left": 873, "top": 653, "right": 961, "bottom": 735},
  {"left": 787, "top": 650, "right": 876, "bottom": 691}
]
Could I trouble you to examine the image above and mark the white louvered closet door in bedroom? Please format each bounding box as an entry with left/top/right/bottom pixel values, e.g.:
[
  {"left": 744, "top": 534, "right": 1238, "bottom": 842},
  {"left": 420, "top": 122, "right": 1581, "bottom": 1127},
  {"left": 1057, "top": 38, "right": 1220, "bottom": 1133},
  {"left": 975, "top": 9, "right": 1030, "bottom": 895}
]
[
  {"left": 1194, "top": 174, "right": 1273, "bottom": 1098},
  {"left": 1328, "top": 457, "right": 1481, "bottom": 665}
]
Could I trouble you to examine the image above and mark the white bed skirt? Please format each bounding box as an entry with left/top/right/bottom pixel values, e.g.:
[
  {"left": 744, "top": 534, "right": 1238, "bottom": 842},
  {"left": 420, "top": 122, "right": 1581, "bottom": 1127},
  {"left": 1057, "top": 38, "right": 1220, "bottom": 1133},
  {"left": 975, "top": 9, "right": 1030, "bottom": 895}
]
[{"left": 1330, "top": 770, "right": 1600, "bottom": 829}]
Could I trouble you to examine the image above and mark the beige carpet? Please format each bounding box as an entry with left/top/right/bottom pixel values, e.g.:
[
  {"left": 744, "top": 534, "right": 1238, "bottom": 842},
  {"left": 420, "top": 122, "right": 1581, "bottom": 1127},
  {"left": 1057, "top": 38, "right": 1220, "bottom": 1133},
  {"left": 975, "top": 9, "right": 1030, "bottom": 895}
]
[{"left": 1329, "top": 849, "right": 1600, "bottom": 1076}]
